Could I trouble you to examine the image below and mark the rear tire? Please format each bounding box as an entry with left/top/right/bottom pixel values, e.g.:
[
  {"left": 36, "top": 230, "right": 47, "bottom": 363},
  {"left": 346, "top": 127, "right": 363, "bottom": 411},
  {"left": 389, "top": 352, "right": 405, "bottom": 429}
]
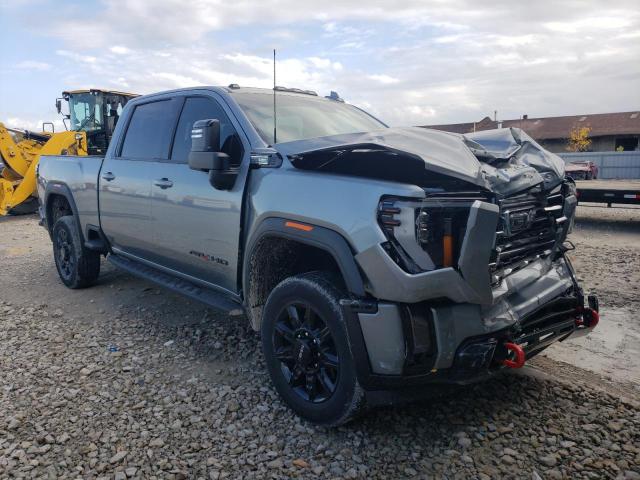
[
  {"left": 52, "top": 216, "right": 100, "bottom": 289},
  {"left": 261, "top": 271, "right": 365, "bottom": 426}
]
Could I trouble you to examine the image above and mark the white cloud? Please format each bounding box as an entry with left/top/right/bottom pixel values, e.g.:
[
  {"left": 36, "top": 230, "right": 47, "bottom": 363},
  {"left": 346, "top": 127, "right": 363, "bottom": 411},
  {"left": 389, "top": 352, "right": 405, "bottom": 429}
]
[
  {"left": 367, "top": 74, "right": 400, "bottom": 85},
  {"left": 56, "top": 49, "right": 97, "bottom": 64},
  {"left": 15, "top": 61, "right": 51, "bottom": 71},
  {"left": 109, "top": 46, "right": 131, "bottom": 55},
  {"left": 3, "top": 0, "right": 639, "bottom": 128},
  {"left": 5, "top": 117, "right": 65, "bottom": 132},
  {"left": 545, "top": 16, "right": 631, "bottom": 33},
  {"left": 150, "top": 72, "right": 202, "bottom": 89}
]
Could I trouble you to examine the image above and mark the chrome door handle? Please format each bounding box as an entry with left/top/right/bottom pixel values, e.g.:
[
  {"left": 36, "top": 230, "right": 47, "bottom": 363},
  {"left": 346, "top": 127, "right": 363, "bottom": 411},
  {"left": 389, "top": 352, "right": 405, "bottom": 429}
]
[
  {"left": 102, "top": 171, "right": 115, "bottom": 181},
  {"left": 153, "top": 178, "right": 174, "bottom": 189}
]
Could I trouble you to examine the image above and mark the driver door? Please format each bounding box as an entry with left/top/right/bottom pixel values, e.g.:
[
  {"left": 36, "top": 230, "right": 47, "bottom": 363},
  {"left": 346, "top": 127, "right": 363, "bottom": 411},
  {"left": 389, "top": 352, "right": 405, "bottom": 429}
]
[{"left": 148, "top": 94, "right": 249, "bottom": 295}]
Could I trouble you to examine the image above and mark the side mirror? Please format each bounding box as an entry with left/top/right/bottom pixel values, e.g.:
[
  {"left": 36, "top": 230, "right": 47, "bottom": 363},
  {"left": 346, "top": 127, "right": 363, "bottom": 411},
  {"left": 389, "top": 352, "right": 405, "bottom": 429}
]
[
  {"left": 55, "top": 98, "right": 63, "bottom": 114},
  {"left": 188, "top": 119, "right": 237, "bottom": 190}
]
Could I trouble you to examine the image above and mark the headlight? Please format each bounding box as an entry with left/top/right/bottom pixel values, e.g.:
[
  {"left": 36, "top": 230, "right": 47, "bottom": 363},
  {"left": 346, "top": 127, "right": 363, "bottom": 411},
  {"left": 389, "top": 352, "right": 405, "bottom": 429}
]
[
  {"left": 415, "top": 203, "right": 472, "bottom": 268},
  {"left": 377, "top": 194, "right": 488, "bottom": 273}
]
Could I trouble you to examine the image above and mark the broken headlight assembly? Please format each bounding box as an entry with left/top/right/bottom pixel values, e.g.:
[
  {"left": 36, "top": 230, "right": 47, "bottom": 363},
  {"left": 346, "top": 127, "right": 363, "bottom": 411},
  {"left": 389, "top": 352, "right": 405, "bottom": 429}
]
[{"left": 378, "top": 193, "right": 489, "bottom": 274}]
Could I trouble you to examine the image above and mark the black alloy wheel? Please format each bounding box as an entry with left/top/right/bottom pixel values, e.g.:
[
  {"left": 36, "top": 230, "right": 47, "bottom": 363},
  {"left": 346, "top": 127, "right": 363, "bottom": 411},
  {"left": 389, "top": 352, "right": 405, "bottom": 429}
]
[
  {"left": 52, "top": 216, "right": 100, "bottom": 289},
  {"left": 272, "top": 302, "right": 339, "bottom": 403},
  {"left": 261, "top": 272, "right": 364, "bottom": 426},
  {"left": 55, "top": 226, "right": 75, "bottom": 282}
]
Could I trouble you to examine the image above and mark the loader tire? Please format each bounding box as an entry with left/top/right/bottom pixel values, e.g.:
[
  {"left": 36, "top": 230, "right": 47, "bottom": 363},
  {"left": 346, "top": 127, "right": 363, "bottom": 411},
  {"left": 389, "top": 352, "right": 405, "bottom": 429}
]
[
  {"left": 8, "top": 198, "right": 38, "bottom": 215},
  {"left": 52, "top": 216, "right": 100, "bottom": 289}
]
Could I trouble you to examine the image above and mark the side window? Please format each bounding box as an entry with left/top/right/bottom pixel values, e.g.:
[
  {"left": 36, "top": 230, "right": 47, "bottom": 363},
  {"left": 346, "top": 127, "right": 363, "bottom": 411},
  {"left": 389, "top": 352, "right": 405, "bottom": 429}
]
[
  {"left": 171, "top": 97, "right": 243, "bottom": 166},
  {"left": 120, "top": 100, "right": 176, "bottom": 159}
]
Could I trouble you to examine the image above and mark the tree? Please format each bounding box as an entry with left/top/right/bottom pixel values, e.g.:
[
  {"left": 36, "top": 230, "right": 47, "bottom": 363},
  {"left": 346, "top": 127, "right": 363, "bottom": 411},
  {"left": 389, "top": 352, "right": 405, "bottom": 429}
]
[{"left": 567, "top": 126, "right": 592, "bottom": 152}]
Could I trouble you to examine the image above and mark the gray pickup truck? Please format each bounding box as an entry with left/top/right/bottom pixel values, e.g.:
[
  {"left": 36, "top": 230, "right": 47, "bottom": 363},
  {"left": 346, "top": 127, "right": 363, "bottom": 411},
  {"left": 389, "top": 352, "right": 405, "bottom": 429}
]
[{"left": 37, "top": 85, "right": 599, "bottom": 425}]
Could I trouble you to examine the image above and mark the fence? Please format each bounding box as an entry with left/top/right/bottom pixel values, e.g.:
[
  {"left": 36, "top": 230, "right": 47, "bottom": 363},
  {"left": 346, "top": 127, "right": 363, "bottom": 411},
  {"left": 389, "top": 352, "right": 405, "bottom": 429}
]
[{"left": 558, "top": 151, "right": 640, "bottom": 179}]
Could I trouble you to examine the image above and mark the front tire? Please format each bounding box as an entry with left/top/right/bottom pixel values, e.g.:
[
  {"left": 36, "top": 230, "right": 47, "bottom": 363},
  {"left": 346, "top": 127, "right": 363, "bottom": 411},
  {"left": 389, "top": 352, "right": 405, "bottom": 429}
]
[
  {"left": 261, "top": 272, "right": 364, "bottom": 426},
  {"left": 52, "top": 216, "right": 100, "bottom": 289}
]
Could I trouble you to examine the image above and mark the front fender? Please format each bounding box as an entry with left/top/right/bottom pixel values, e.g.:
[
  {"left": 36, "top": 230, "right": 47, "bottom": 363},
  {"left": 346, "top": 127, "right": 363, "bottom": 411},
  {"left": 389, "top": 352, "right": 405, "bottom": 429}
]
[{"left": 242, "top": 217, "right": 366, "bottom": 298}]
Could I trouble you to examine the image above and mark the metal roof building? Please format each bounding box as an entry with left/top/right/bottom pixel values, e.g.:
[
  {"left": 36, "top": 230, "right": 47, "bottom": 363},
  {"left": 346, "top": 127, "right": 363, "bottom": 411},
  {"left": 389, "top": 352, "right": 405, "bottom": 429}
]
[{"left": 424, "top": 111, "right": 640, "bottom": 153}]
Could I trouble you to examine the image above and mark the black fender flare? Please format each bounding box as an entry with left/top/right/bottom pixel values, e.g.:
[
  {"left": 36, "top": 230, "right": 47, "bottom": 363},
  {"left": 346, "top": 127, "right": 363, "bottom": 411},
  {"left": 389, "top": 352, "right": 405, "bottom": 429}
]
[
  {"left": 242, "top": 217, "right": 366, "bottom": 298},
  {"left": 43, "top": 181, "right": 84, "bottom": 242}
]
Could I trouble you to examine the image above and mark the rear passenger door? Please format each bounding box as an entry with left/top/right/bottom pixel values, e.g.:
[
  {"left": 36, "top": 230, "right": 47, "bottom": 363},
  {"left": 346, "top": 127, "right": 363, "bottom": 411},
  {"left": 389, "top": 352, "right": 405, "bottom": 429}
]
[
  {"left": 99, "top": 98, "right": 180, "bottom": 260},
  {"left": 148, "top": 94, "right": 249, "bottom": 295}
]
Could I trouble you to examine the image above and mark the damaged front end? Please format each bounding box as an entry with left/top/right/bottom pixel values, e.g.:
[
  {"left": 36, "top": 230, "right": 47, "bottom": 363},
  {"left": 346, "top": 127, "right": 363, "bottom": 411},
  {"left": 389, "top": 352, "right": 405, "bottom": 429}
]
[{"left": 279, "top": 126, "right": 598, "bottom": 387}]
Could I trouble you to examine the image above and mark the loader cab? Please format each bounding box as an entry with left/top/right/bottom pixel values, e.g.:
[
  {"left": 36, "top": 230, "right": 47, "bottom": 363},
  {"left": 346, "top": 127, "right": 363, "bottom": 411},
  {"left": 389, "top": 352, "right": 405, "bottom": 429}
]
[{"left": 58, "top": 89, "right": 138, "bottom": 155}]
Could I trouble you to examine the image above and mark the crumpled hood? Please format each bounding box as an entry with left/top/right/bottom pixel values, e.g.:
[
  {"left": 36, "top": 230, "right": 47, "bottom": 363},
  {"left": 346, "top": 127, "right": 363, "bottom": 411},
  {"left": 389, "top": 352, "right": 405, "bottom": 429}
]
[
  {"left": 277, "top": 126, "right": 565, "bottom": 196},
  {"left": 465, "top": 127, "right": 565, "bottom": 194}
]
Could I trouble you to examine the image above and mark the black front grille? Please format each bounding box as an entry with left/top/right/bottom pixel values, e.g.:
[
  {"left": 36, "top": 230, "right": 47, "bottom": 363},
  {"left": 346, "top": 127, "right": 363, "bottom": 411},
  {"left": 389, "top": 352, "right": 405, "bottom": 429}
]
[{"left": 491, "top": 188, "right": 565, "bottom": 282}]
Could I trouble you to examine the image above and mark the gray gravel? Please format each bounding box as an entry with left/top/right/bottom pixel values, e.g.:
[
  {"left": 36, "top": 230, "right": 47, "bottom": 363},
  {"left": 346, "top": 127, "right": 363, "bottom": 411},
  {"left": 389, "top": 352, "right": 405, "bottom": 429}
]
[
  {"left": 1, "top": 211, "right": 640, "bottom": 479},
  {"left": 2, "top": 298, "right": 639, "bottom": 479}
]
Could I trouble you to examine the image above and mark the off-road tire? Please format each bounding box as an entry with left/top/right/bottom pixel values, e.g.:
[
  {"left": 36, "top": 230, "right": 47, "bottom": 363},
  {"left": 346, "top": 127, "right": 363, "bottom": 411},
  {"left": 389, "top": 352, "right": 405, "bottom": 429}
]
[
  {"left": 52, "top": 216, "right": 100, "bottom": 289},
  {"left": 261, "top": 271, "right": 365, "bottom": 426}
]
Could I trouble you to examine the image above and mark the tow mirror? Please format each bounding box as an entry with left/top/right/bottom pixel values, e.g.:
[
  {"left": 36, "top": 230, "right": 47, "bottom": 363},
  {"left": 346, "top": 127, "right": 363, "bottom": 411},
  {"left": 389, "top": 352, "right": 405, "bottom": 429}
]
[{"left": 188, "top": 119, "right": 237, "bottom": 190}]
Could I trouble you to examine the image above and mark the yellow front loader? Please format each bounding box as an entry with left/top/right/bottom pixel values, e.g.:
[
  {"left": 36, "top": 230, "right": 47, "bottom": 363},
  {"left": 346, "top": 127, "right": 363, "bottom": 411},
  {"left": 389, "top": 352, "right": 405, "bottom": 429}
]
[
  {"left": 0, "top": 125, "right": 87, "bottom": 215},
  {"left": 0, "top": 89, "right": 137, "bottom": 215}
]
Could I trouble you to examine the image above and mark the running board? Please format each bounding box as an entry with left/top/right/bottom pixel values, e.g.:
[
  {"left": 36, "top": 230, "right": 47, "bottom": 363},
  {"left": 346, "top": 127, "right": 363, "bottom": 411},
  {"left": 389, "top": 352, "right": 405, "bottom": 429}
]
[{"left": 107, "top": 254, "right": 242, "bottom": 313}]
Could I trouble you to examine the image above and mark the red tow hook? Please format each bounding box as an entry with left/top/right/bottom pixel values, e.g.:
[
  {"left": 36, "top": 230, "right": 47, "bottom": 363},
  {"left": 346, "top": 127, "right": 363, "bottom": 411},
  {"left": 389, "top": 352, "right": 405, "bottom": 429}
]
[
  {"left": 583, "top": 307, "right": 599, "bottom": 329},
  {"left": 502, "top": 342, "right": 526, "bottom": 369}
]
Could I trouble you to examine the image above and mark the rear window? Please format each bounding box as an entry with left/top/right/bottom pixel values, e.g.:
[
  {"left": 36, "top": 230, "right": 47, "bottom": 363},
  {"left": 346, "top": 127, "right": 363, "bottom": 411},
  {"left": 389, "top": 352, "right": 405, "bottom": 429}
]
[{"left": 120, "top": 100, "right": 176, "bottom": 159}]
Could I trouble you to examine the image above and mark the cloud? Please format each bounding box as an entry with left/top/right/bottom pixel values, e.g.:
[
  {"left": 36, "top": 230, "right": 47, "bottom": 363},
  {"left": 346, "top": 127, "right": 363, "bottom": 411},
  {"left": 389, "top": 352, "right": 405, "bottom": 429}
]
[
  {"left": 367, "top": 74, "right": 400, "bottom": 85},
  {"left": 5, "top": 117, "right": 65, "bottom": 132},
  {"left": 109, "top": 46, "right": 131, "bottom": 55},
  {"left": 3, "top": 0, "right": 639, "bottom": 128},
  {"left": 15, "top": 60, "right": 51, "bottom": 71},
  {"left": 56, "top": 49, "right": 97, "bottom": 64},
  {"left": 544, "top": 16, "right": 631, "bottom": 33}
]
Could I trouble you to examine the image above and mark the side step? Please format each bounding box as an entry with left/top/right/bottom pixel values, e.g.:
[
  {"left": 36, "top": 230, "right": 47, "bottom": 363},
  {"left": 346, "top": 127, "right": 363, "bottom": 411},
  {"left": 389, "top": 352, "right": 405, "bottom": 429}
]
[{"left": 107, "top": 254, "right": 242, "bottom": 314}]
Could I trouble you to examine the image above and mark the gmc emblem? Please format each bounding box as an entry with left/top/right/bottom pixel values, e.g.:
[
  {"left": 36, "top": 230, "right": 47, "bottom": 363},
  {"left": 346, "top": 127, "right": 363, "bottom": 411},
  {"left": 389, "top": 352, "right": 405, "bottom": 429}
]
[{"left": 504, "top": 208, "right": 536, "bottom": 236}]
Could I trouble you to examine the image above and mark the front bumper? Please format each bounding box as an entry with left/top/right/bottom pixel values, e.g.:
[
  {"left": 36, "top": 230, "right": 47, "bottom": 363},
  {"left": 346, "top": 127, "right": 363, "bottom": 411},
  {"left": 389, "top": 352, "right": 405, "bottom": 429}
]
[{"left": 343, "top": 254, "right": 597, "bottom": 390}]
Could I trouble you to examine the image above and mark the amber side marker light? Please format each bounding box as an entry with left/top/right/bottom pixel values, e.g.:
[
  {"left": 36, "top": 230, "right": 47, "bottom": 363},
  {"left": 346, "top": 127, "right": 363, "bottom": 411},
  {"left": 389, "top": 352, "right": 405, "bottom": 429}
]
[
  {"left": 285, "top": 221, "right": 314, "bottom": 232},
  {"left": 442, "top": 218, "right": 453, "bottom": 267}
]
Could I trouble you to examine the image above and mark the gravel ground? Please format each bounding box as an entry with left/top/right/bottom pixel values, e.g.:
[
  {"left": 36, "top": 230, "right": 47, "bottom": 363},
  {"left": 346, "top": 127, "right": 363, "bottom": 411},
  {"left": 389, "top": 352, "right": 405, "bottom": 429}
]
[
  {"left": 1, "top": 209, "right": 640, "bottom": 480},
  {"left": 539, "top": 204, "right": 640, "bottom": 388}
]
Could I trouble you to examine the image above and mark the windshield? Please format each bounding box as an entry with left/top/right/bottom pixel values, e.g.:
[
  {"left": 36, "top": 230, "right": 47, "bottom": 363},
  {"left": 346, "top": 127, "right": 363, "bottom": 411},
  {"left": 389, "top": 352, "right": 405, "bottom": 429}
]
[
  {"left": 232, "top": 91, "right": 387, "bottom": 144},
  {"left": 68, "top": 92, "right": 129, "bottom": 134},
  {"left": 69, "top": 93, "right": 104, "bottom": 132}
]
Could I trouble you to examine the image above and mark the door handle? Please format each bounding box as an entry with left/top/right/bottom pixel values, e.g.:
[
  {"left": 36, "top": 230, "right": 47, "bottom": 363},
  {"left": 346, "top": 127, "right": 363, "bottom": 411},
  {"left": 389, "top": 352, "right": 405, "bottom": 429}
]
[
  {"left": 153, "top": 178, "right": 174, "bottom": 189},
  {"left": 102, "top": 171, "right": 116, "bottom": 182}
]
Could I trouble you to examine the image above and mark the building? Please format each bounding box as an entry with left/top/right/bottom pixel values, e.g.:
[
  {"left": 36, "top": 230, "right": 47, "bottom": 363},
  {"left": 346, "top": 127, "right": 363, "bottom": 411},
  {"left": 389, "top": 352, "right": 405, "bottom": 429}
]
[{"left": 424, "top": 111, "right": 640, "bottom": 153}]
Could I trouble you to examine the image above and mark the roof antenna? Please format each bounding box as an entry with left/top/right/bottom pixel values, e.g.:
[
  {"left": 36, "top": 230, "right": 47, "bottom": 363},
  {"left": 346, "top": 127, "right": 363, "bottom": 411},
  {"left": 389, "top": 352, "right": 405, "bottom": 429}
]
[{"left": 273, "top": 48, "right": 277, "bottom": 144}]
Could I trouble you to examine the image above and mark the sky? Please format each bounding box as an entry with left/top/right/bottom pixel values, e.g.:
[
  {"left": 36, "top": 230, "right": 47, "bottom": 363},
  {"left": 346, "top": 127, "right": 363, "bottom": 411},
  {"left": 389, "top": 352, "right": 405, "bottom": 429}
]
[{"left": 1, "top": 0, "right": 639, "bottom": 131}]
